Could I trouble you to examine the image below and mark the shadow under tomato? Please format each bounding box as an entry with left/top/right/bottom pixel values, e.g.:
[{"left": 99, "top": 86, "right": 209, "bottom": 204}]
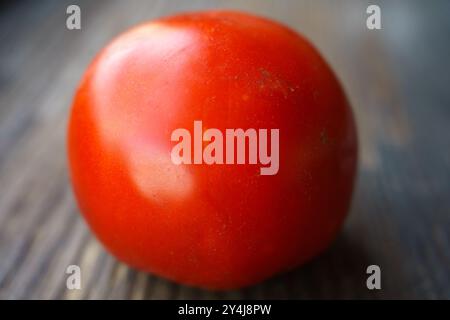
[{"left": 239, "top": 233, "right": 378, "bottom": 299}]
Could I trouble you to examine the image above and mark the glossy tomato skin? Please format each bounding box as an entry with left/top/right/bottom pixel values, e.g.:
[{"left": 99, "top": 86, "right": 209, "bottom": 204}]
[{"left": 68, "top": 11, "right": 357, "bottom": 289}]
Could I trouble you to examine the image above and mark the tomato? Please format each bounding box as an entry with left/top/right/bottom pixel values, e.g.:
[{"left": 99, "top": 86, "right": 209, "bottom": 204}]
[{"left": 67, "top": 10, "right": 357, "bottom": 289}]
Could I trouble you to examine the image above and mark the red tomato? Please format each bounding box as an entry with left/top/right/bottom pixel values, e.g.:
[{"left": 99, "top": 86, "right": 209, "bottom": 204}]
[{"left": 68, "top": 11, "right": 357, "bottom": 289}]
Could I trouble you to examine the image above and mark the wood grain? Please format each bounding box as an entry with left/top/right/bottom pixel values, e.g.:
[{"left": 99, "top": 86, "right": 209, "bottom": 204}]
[{"left": 0, "top": 0, "right": 449, "bottom": 299}]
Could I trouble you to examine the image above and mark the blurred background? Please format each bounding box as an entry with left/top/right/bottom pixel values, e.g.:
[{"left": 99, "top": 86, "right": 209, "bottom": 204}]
[{"left": 0, "top": 0, "right": 449, "bottom": 299}]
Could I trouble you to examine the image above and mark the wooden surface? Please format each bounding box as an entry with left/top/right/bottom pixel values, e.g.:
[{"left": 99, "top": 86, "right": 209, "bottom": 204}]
[{"left": 0, "top": 0, "right": 449, "bottom": 299}]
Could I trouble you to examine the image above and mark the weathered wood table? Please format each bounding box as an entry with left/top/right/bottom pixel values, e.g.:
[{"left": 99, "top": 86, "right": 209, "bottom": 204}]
[{"left": 0, "top": 0, "right": 449, "bottom": 299}]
